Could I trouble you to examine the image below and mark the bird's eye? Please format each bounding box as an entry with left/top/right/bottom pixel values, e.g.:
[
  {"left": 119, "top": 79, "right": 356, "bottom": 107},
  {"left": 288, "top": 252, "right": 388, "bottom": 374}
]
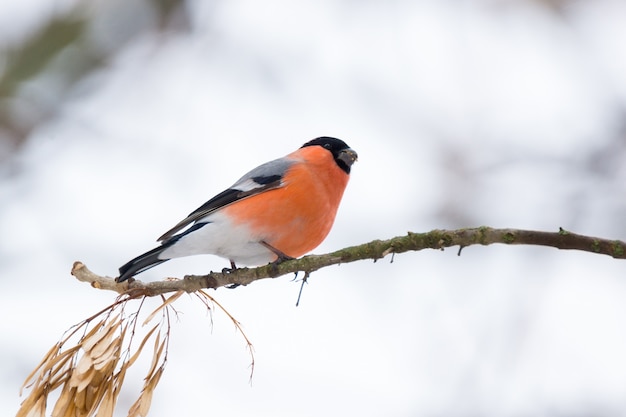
[{"left": 323, "top": 143, "right": 331, "bottom": 149}]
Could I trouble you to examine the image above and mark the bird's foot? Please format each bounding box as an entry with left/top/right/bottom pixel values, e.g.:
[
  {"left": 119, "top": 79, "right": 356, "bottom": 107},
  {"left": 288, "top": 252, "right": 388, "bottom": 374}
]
[
  {"left": 221, "top": 260, "right": 238, "bottom": 274},
  {"left": 224, "top": 260, "right": 240, "bottom": 288},
  {"left": 261, "top": 241, "right": 295, "bottom": 277}
]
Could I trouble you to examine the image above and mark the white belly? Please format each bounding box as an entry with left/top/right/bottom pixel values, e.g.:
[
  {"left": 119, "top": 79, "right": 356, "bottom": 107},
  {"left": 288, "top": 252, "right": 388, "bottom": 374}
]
[{"left": 158, "top": 212, "right": 276, "bottom": 266}]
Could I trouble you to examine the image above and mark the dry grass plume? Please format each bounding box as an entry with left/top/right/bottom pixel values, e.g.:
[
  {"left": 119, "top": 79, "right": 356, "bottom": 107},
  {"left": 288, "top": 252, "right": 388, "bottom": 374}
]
[{"left": 17, "top": 289, "right": 253, "bottom": 417}]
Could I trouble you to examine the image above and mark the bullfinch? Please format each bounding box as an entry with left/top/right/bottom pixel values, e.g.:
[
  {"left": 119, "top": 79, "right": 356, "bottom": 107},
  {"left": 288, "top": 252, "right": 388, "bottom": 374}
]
[{"left": 116, "top": 137, "right": 357, "bottom": 282}]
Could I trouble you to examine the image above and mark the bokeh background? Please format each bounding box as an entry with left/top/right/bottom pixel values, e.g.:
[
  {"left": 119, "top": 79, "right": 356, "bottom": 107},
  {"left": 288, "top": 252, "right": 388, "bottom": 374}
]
[{"left": 2, "top": 0, "right": 626, "bottom": 416}]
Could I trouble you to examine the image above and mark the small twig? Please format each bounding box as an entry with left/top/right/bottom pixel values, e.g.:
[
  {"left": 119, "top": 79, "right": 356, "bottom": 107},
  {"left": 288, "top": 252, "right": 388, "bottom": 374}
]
[{"left": 295, "top": 272, "right": 310, "bottom": 307}]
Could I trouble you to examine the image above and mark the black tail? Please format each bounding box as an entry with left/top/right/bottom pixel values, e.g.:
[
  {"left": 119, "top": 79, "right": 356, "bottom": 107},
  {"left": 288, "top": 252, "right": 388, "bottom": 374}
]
[{"left": 117, "top": 244, "right": 171, "bottom": 282}]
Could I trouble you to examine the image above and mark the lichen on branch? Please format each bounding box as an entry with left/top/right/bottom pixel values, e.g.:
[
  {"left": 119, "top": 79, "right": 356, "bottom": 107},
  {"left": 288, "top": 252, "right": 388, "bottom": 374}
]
[{"left": 72, "top": 227, "right": 626, "bottom": 297}]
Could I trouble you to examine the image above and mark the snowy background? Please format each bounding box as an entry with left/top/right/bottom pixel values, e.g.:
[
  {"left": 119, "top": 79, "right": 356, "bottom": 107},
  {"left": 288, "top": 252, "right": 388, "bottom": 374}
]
[{"left": 2, "top": 0, "right": 626, "bottom": 416}]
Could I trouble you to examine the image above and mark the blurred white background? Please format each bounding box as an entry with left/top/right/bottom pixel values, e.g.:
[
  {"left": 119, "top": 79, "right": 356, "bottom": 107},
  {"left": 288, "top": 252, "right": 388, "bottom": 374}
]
[{"left": 2, "top": 0, "right": 626, "bottom": 416}]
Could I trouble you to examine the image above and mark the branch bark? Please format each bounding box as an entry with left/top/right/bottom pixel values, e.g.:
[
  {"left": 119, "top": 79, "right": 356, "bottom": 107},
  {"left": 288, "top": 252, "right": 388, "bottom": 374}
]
[{"left": 72, "top": 227, "right": 626, "bottom": 297}]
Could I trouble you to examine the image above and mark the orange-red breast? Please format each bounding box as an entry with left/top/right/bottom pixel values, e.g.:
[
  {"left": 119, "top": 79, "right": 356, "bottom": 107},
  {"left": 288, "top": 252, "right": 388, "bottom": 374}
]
[{"left": 117, "top": 137, "right": 357, "bottom": 282}]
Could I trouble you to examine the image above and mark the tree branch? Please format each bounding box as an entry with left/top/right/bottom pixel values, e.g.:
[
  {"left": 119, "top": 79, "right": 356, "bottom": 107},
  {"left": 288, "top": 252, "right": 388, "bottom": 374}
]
[{"left": 72, "top": 227, "right": 626, "bottom": 297}]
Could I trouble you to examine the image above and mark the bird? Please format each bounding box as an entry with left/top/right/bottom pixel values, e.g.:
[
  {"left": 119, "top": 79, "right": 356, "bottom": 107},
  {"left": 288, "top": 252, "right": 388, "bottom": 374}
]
[{"left": 116, "top": 137, "right": 357, "bottom": 282}]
